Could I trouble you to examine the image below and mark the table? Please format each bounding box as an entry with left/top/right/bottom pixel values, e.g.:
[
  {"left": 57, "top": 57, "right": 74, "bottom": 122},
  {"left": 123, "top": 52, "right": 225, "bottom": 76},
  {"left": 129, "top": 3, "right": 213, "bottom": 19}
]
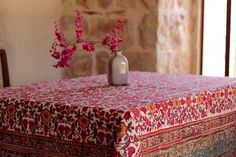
[{"left": 0, "top": 72, "right": 236, "bottom": 157}]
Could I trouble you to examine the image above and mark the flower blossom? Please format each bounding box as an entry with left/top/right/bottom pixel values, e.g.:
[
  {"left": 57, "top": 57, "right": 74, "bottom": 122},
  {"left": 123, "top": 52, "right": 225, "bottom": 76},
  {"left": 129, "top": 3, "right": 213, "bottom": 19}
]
[
  {"left": 101, "top": 19, "right": 125, "bottom": 52},
  {"left": 82, "top": 42, "right": 95, "bottom": 52},
  {"left": 110, "top": 28, "right": 123, "bottom": 51},
  {"left": 52, "top": 44, "right": 77, "bottom": 68},
  {"left": 50, "top": 12, "right": 126, "bottom": 68},
  {"left": 75, "top": 11, "right": 83, "bottom": 43},
  {"left": 117, "top": 19, "right": 125, "bottom": 32},
  {"left": 102, "top": 34, "right": 111, "bottom": 46},
  {"left": 50, "top": 22, "right": 77, "bottom": 68}
]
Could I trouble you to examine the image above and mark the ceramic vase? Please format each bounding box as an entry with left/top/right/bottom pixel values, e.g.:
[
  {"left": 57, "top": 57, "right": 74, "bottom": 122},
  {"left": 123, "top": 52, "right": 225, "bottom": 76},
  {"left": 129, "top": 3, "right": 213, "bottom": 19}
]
[{"left": 108, "top": 51, "right": 128, "bottom": 86}]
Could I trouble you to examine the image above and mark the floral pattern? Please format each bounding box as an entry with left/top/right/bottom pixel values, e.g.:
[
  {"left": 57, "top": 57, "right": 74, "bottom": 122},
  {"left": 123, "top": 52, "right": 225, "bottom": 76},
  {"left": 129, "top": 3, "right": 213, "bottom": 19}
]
[
  {"left": 41, "top": 109, "right": 52, "bottom": 125},
  {"left": 6, "top": 104, "right": 16, "bottom": 118},
  {"left": 0, "top": 72, "right": 236, "bottom": 156},
  {"left": 140, "top": 110, "right": 236, "bottom": 156}
]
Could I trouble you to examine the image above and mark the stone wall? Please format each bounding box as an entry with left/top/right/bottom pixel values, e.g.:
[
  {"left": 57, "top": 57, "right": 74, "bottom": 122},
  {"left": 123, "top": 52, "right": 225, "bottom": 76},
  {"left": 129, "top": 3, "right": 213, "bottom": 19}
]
[
  {"left": 157, "top": 0, "right": 201, "bottom": 74},
  {"left": 61, "top": 0, "right": 158, "bottom": 78},
  {"left": 61, "top": 0, "right": 202, "bottom": 78}
]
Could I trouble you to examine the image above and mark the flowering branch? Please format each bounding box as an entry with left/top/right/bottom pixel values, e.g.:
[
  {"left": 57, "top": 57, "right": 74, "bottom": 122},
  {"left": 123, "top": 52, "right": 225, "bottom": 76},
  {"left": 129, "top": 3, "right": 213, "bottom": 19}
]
[
  {"left": 50, "top": 22, "right": 77, "bottom": 68},
  {"left": 50, "top": 11, "right": 125, "bottom": 68}
]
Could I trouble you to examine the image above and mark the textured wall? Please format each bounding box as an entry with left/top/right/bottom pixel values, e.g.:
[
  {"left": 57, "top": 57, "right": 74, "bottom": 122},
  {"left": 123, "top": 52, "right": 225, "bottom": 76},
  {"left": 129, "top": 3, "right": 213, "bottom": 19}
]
[
  {"left": 61, "top": 0, "right": 202, "bottom": 78},
  {"left": 157, "top": 0, "right": 201, "bottom": 74},
  {"left": 61, "top": 0, "right": 158, "bottom": 78}
]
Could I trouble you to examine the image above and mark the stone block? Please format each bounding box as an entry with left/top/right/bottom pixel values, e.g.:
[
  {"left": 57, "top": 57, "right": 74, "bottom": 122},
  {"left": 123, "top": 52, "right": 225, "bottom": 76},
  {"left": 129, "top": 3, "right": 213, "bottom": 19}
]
[
  {"left": 105, "top": 10, "right": 126, "bottom": 16},
  {"left": 60, "top": 15, "right": 75, "bottom": 30},
  {"left": 158, "top": 0, "right": 191, "bottom": 10},
  {"left": 139, "top": 13, "right": 157, "bottom": 50},
  {"left": 116, "top": 0, "right": 157, "bottom": 10},
  {"left": 96, "top": 51, "right": 111, "bottom": 74},
  {"left": 64, "top": 52, "right": 93, "bottom": 78},
  {"left": 158, "top": 0, "right": 175, "bottom": 10},
  {"left": 140, "top": 0, "right": 157, "bottom": 9},
  {"left": 76, "top": 0, "right": 97, "bottom": 9},
  {"left": 157, "top": 51, "right": 191, "bottom": 74},
  {"left": 123, "top": 51, "right": 157, "bottom": 71},
  {"left": 98, "top": 0, "right": 113, "bottom": 9},
  {"left": 157, "top": 12, "right": 189, "bottom": 51},
  {"left": 177, "top": 0, "right": 191, "bottom": 9},
  {"left": 116, "top": 0, "right": 137, "bottom": 9},
  {"left": 88, "top": 18, "right": 116, "bottom": 41}
]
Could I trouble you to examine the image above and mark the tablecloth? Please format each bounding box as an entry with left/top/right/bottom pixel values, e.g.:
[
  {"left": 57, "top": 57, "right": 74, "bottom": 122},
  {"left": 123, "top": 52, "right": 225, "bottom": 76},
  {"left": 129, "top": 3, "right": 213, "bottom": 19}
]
[{"left": 0, "top": 72, "right": 236, "bottom": 157}]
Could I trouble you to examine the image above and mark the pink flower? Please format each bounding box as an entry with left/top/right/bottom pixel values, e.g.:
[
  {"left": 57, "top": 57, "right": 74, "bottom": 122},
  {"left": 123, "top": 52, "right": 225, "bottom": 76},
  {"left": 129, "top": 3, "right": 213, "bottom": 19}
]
[
  {"left": 50, "top": 12, "right": 126, "bottom": 68},
  {"left": 52, "top": 44, "right": 77, "bottom": 68},
  {"left": 109, "top": 28, "right": 123, "bottom": 52},
  {"left": 54, "top": 22, "right": 67, "bottom": 48},
  {"left": 102, "top": 34, "right": 110, "bottom": 46},
  {"left": 82, "top": 42, "right": 95, "bottom": 52},
  {"left": 50, "top": 22, "right": 77, "bottom": 68},
  {"left": 51, "top": 51, "right": 60, "bottom": 59},
  {"left": 50, "top": 42, "right": 60, "bottom": 59},
  {"left": 117, "top": 19, "right": 125, "bottom": 32},
  {"left": 75, "top": 11, "right": 83, "bottom": 43},
  {"left": 101, "top": 20, "right": 125, "bottom": 52}
]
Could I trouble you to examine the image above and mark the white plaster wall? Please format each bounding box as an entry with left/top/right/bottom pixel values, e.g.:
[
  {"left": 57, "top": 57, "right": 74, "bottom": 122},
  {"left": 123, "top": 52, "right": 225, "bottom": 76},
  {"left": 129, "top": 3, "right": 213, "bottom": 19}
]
[{"left": 0, "top": 0, "right": 62, "bottom": 86}]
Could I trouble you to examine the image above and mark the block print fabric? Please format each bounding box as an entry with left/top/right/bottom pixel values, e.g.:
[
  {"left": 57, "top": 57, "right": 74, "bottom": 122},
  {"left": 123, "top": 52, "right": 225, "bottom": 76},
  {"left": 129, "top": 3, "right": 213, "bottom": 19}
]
[{"left": 0, "top": 72, "right": 236, "bottom": 156}]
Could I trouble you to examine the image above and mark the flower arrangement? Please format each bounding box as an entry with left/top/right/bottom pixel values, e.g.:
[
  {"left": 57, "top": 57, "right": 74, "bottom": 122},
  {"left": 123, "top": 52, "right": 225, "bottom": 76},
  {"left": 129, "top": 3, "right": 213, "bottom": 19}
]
[{"left": 50, "top": 12, "right": 125, "bottom": 68}]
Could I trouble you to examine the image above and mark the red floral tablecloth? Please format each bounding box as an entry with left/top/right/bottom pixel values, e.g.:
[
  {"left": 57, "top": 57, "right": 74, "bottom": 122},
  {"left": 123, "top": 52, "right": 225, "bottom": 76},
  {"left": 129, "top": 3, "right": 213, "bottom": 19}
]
[{"left": 0, "top": 72, "right": 236, "bottom": 156}]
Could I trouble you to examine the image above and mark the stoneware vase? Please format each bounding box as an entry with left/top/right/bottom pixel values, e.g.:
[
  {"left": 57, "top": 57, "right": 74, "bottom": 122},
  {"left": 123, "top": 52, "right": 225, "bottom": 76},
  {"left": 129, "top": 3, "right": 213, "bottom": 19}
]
[{"left": 108, "top": 51, "right": 129, "bottom": 86}]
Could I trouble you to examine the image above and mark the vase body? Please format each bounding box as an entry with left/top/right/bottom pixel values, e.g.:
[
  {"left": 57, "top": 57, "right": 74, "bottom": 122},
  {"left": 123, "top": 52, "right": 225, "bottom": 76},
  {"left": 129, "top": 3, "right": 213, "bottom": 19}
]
[{"left": 108, "top": 51, "right": 128, "bottom": 86}]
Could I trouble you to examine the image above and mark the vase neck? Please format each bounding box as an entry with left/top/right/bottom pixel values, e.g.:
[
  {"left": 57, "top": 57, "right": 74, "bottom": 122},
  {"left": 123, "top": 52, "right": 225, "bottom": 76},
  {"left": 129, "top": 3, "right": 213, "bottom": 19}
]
[{"left": 114, "top": 51, "right": 122, "bottom": 55}]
